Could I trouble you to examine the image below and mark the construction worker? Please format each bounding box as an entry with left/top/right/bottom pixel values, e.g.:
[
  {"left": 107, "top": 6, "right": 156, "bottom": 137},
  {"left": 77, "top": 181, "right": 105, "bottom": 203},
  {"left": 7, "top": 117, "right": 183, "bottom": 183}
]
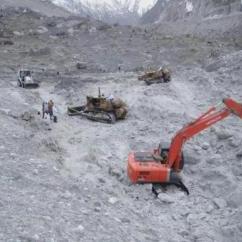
[
  {"left": 42, "top": 101, "right": 48, "bottom": 119},
  {"left": 162, "top": 68, "right": 171, "bottom": 82},
  {"left": 48, "top": 100, "right": 54, "bottom": 120}
]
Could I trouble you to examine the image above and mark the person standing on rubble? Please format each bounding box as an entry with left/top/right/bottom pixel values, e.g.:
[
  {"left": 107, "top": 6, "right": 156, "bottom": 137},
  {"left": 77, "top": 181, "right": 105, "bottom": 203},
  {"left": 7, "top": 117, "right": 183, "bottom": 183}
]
[
  {"left": 42, "top": 101, "right": 48, "bottom": 119},
  {"left": 48, "top": 99, "right": 54, "bottom": 120}
]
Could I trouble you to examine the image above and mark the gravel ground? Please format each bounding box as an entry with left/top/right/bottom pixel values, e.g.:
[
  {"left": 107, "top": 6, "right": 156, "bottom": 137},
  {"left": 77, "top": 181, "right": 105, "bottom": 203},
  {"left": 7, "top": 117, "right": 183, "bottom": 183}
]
[{"left": 0, "top": 4, "right": 241, "bottom": 242}]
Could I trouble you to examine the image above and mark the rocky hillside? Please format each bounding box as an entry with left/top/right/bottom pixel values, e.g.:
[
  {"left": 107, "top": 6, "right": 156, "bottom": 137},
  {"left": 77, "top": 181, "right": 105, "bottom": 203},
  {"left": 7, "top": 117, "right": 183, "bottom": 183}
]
[
  {"left": 0, "top": 0, "right": 71, "bottom": 17},
  {"left": 141, "top": 0, "right": 241, "bottom": 24}
]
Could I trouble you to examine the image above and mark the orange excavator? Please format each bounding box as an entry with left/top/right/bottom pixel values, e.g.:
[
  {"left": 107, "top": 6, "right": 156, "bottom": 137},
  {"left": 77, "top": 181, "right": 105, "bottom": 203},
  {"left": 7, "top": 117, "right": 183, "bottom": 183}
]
[{"left": 127, "top": 98, "right": 242, "bottom": 195}]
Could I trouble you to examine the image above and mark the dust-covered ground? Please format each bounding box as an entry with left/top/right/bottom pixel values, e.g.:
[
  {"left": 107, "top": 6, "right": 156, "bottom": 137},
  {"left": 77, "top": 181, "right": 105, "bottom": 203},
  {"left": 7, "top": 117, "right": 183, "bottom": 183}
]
[{"left": 0, "top": 6, "right": 242, "bottom": 242}]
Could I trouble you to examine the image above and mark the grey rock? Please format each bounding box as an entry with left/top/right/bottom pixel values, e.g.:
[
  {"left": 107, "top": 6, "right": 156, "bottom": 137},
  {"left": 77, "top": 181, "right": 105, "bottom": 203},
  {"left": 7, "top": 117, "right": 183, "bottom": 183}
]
[
  {"left": 206, "top": 154, "right": 221, "bottom": 165},
  {"left": 13, "top": 31, "right": 24, "bottom": 36},
  {"left": 94, "top": 206, "right": 101, "bottom": 212},
  {"left": 37, "top": 26, "right": 48, "bottom": 34},
  {"left": 21, "top": 112, "right": 34, "bottom": 121},
  {"left": 236, "top": 150, "right": 242, "bottom": 159},
  {"left": 108, "top": 167, "right": 121, "bottom": 179},
  {"left": 121, "top": 218, "right": 130, "bottom": 223},
  {"left": 158, "top": 193, "right": 174, "bottom": 204},
  {"left": 201, "top": 142, "right": 210, "bottom": 150},
  {"left": 76, "top": 62, "right": 87, "bottom": 70},
  {"left": 215, "top": 130, "right": 233, "bottom": 140},
  {"left": 108, "top": 197, "right": 118, "bottom": 204},
  {"left": 41, "top": 138, "right": 61, "bottom": 153},
  {"left": 228, "top": 137, "right": 241, "bottom": 148},
  {"left": 213, "top": 198, "right": 227, "bottom": 209}
]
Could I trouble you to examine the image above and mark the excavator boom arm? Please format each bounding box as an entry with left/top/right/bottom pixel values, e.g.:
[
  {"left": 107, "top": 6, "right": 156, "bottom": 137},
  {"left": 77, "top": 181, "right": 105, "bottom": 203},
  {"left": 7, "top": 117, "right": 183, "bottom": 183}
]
[
  {"left": 168, "top": 98, "right": 242, "bottom": 169},
  {"left": 223, "top": 98, "right": 242, "bottom": 118}
]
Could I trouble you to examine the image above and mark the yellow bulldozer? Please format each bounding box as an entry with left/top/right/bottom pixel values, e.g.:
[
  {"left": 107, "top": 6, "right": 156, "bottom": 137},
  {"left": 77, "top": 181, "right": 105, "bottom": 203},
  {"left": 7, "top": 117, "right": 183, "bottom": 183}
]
[
  {"left": 68, "top": 88, "right": 128, "bottom": 124},
  {"left": 138, "top": 67, "right": 171, "bottom": 85}
]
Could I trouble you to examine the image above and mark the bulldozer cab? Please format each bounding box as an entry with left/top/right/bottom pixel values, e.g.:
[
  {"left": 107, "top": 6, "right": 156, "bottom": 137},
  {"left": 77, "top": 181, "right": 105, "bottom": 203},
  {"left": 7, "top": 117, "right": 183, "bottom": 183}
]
[
  {"left": 87, "top": 96, "right": 102, "bottom": 106},
  {"left": 86, "top": 96, "right": 113, "bottom": 112},
  {"left": 17, "top": 69, "right": 38, "bottom": 88},
  {"left": 86, "top": 96, "right": 100, "bottom": 109},
  {"left": 19, "top": 70, "right": 31, "bottom": 78}
]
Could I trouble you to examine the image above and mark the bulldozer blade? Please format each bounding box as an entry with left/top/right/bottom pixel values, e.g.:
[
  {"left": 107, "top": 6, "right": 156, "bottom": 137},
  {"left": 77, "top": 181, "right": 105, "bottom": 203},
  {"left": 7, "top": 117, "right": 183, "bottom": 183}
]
[
  {"left": 68, "top": 106, "right": 116, "bottom": 124},
  {"left": 67, "top": 106, "right": 85, "bottom": 116},
  {"left": 24, "top": 83, "right": 39, "bottom": 89}
]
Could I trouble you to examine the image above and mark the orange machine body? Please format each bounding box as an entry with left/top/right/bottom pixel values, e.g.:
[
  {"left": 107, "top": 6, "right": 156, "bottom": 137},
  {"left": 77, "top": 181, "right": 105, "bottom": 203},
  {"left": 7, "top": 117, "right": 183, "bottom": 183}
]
[
  {"left": 128, "top": 98, "right": 242, "bottom": 185},
  {"left": 128, "top": 152, "right": 170, "bottom": 183}
]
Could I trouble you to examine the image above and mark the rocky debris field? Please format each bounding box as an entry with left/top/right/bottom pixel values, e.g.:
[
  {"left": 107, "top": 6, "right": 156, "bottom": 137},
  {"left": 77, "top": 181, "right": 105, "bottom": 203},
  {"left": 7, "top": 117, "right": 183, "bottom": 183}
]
[{"left": 0, "top": 6, "right": 242, "bottom": 242}]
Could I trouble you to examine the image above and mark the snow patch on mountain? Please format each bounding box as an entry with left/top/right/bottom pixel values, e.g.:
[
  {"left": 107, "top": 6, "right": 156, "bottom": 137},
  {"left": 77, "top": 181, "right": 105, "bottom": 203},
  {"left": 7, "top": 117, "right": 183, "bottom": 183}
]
[
  {"left": 185, "top": 0, "right": 193, "bottom": 13},
  {"left": 51, "top": 0, "right": 158, "bottom": 23}
]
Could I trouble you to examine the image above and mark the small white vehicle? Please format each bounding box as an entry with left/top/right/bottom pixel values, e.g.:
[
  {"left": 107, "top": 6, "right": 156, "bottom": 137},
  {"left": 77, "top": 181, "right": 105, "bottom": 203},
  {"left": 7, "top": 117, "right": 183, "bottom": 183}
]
[{"left": 17, "top": 69, "right": 39, "bottom": 88}]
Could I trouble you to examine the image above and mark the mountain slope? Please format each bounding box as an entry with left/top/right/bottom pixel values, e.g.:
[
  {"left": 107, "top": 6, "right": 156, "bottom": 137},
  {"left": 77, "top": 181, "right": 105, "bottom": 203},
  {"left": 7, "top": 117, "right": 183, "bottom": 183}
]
[
  {"left": 140, "top": 0, "right": 167, "bottom": 24},
  {"left": 141, "top": 0, "right": 241, "bottom": 24},
  {"left": 0, "top": 0, "right": 71, "bottom": 17}
]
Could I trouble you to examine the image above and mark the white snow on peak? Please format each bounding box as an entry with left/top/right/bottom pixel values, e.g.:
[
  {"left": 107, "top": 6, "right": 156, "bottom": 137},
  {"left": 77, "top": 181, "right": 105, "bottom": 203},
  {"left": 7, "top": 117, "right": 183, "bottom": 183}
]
[
  {"left": 52, "top": 0, "right": 158, "bottom": 16},
  {"left": 185, "top": 0, "right": 193, "bottom": 13}
]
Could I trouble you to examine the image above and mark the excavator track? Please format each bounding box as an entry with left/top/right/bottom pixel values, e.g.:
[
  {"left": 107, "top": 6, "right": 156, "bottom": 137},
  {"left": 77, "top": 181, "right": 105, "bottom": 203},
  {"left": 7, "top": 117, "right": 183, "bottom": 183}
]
[{"left": 152, "top": 181, "right": 189, "bottom": 197}]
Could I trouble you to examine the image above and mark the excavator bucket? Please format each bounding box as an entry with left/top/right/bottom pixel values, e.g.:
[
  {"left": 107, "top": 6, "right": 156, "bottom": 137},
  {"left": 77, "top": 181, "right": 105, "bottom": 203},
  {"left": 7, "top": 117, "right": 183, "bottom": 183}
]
[{"left": 223, "top": 98, "right": 242, "bottom": 118}]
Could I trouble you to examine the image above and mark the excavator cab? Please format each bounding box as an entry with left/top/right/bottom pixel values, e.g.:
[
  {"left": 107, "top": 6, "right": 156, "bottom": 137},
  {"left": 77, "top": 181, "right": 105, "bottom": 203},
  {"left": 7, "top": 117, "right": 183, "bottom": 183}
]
[{"left": 153, "top": 143, "right": 184, "bottom": 170}]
